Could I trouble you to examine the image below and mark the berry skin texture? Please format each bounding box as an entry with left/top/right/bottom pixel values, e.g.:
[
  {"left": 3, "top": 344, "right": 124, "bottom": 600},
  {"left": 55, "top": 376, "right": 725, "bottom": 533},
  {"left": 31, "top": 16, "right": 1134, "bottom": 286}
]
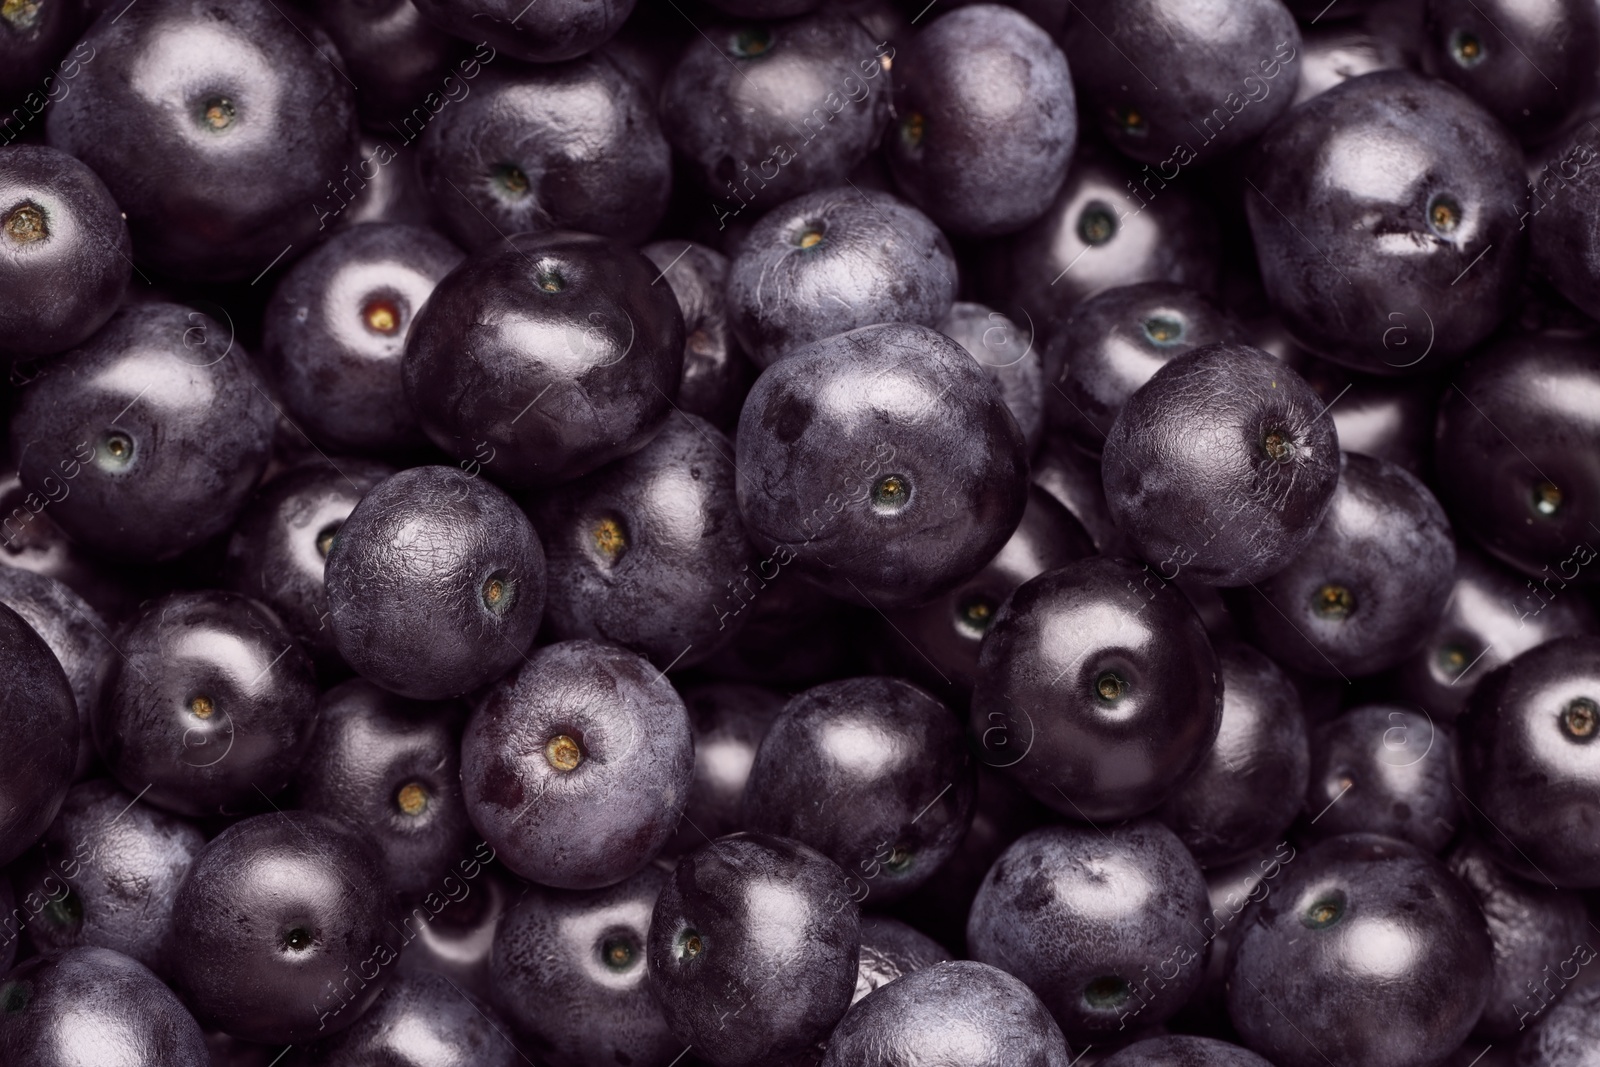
[
  {"left": 726, "top": 188, "right": 958, "bottom": 370},
  {"left": 403, "top": 231, "right": 686, "bottom": 491},
  {"left": 92, "top": 591, "right": 319, "bottom": 818},
  {"left": 967, "top": 820, "right": 1212, "bottom": 1042},
  {"left": 169, "top": 812, "right": 395, "bottom": 1045},
  {"left": 971, "top": 556, "right": 1222, "bottom": 823},
  {"left": 8, "top": 302, "right": 277, "bottom": 564},
  {"left": 462, "top": 640, "right": 694, "bottom": 889},
  {"left": 822, "top": 959, "right": 1076, "bottom": 1067},
  {"left": 1460, "top": 635, "right": 1600, "bottom": 887},
  {"left": 1224, "top": 834, "right": 1492, "bottom": 1067},
  {"left": 886, "top": 5, "right": 1077, "bottom": 238},
  {"left": 1246, "top": 70, "right": 1526, "bottom": 375},
  {"left": 647, "top": 832, "right": 861, "bottom": 1067},
  {"left": 0, "top": 601, "right": 77, "bottom": 868},
  {"left": 735, "top": 322, "right": 1028, "bottom": 610},
  {"left": 1101, "top": 342, "right": 1340, "bottom": 588},
  {"left": 43, "top": 0, "right": 360, "bottom": 281},
  {"left": 0, "top": 144, "right": 131, "bottom": 360},
  {"left": 0, "top": 947, "right": 209, "bottom": 1066},
  {"left": 324, "top": 465, "right": 547, "bottom": 700}
]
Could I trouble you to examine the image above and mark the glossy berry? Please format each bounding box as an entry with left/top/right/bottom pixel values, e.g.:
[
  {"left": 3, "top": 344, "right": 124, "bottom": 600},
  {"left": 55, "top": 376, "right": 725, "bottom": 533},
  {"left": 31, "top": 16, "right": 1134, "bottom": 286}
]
[
  {"left": 2, "top": 7, "right": 1589, "bottom": 1057},
  {"left": 0, "top": 601, "right": 77, "bottom": 867},
  {"left": 1291, "top": 20, "right": 1409, "bottom": 106},
  {"left": 641, "top": 240, "right": 754, "bottom": 433},
  {"left": 0, "top": 465, "right": 132, "bottom": 621},
  {"left": 262, "top": 223, "right": 462, "bottom": 457},
  {"left": 967, "top": 820, "right": 1212, "bottom": 1041},
  {"left": 1245, "top": 452, "right": 1456, "bottom": 678},
  {"left": 0, "top": 566, "right": 111, "bottom": 778},
  {"left": 1392, "top": 545, "right": 1599, "bottom": 721},
  {"left": 418, "top": 57, "right": 669, "bottom": 248},
  {"left": 11, "top": 779, "right": 205, "bottom": 974},
  {"left": 295, "top": 679, "right": 472, "bottom": 903},
  {"left": 735, "top": 322, "right": 1029, "bottom": 610},
  {"left": 296, "top": 970, "right": 521, "bottom": 1067},
  {"left": 1167, "top": 846, "right": 1295, "bottom": 1042},
  {"left": 489, "top": 865, "right": 677, "bottom": 1067},
  {"left": 1272, "top": 333, "right": 1439, "bottom": 479},
  {"left": 992, "top": 146, "right": 1221, "bottom": 334},
  {"left": 8, "top": 302, "right": 277, "bottom": 563},
  {"left": 462, "top": 640, "right": 693, "bottom": 889},
  {"left": 666, "top": 682, "right": 785, "bottom": 855},
  {"left": 1460, "top": 636, "right": 1600, "bottom": 887},
  {"left": 852, "top": 916, "right": 953, "bottom": 1004},
  {"left": 1065, "top": 0, "right": 1301, "bottom": 164},
  {"left": 822, "top": 959, "right": 1075, "bottom": 1067},
  {"left": 885, "top": 486, "right": 1094, "bottom": 696},
  {"left": 388, "top": 853, "right": 511, "bottom": 1002},
  {"left": 0, "top": 947, "right": 209, "bottom": 1066},
  {"left": 1530, "top": 123, "right": 1600, "bottom": 321},
  {"left": 314, "top": 0, "right": 463, "bottom": 129},
  {"left": 1047, "top": 282, "right": 1243, "bottom": 455},
  {"left": 1433, "top": 334, "right": 1600, "bottom": 585},
  {"left": 323, "top": 465, "right": 546, "bottom": 700},
  {"left": 328, "top": 130, "right": 439, "bottom": 232},
  {"left": 1422, "top": 0, "right": 1599, "bottom": 141},
  {"left": 886, "top": 5, "right": 1076, "bottom": 237},
  {"left": 1446, "top": 835, "right": 1592, "bottom": 1038},
  {"left": 529, "top": 411, "right": 752, "bottom": 670},
  {"left": 1155, "top": 641, "right": 1308, "bottom": 868},
  {"left": 170, "top": 811, "right": 395, "bottom": 1044},
  {"left": 743, "top": 676, "right": 977, "bottom": 904},
  {"left": 403, "top": 231, "right": 685, "bottom": 490},
  {"left": 1246, "top": 71, "right": 1526, "bottom": 374},
  {"left": 44, "top": 0, "right": 360, "bottom": 280},
  {"left": 660, "top": 14, "right": 891, "bottom": 212},
  {"left": 1101, "top": 343, "right": 1340, "bottom": 587},
  {"left": 971, "top": 556, "right": 1222, "bottom": 822},
  {"left": 938, "top": 302, "right": 1046, "bottom": 453},
  {"left": 1225, "top": 834, "right": 1492, "bottom": 1067},
  {"left": 1302, "top": 704, "right": 1460, "bottom": 853},
  {"left": 92, "top": 590, "right": 319, "bottom": 818},
  {"left": 647, "top": 832, "right": 860, "bottom": 1067},
  {"left": 224, "top": 458, "right": 393, "bottom": 672},
  {"left": 726, "top": 187, "right": 958, "bottom": 369},
  {"left": 0, "top": 144, "right": 131, "bottom": 361},
  {"left": 895, "top": 767, "right": 1053, "bottom": 955},
  {"left": 1032, "top": 432, "right": 1137, "bottom": 558}
]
